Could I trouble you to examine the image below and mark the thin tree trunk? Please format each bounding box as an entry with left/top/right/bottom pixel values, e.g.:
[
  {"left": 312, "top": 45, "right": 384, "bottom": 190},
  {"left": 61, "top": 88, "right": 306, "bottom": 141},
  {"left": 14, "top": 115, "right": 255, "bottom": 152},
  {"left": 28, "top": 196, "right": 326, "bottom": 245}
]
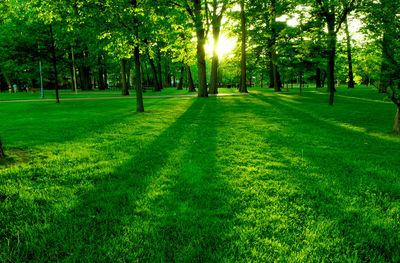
[
  {"left": 239, "top": 0, "right": 248, "bottom": 93},
  {"left": 133, "top": 0, "right": 144, "bottom": 112},
  {"left": 165, "top": 58, "right": 170, "bottom": 87},
  {"left": 327, "top": 21, "right": 336, "bottom": 106},
  {"left": 393, "top": 106, "right": 400, "bottom": 134},
  {"left": 50, "top": 26, "right": 60, "bottom": 103},
  {"left": 98, "top": 56, "right": 105, "bottom": 90},
  {"left": 143, "top": 61, "right": 150, "bottom": 87},
  {"left": 270, "top": 0, "right": 281, "bottom": 92},
  {"left": 145, "top": 48, "right": 161, "bottom": 91},
  {"left": 286, "top": 70, "right": 289, "bottom": 91},
  {"left": 316, "top": 67, "right": 322, "bottom": 88},
  {"left": 299, "top": 71, "right": 303, "bottom": 96},
  {"left": 104, "top": 69, "right": 108, "bottom": 89},
  {"left": 69, "top": 51, "right": 75, "bottom": 91},
  {"left": 187, "top": 65, "right": 196, "bottom": 92},
  {"left": 178, "top": 66, "right": 184, "bottom": 90},
  {"left": 0, "top": 138, "right": 5, "bottom": 158},
  {"left": 157, "top": 48, "right": 164, "bottom": 90},
  {"left": 121, "top": 59, "right": 129, "bottom": 95},
  {"left": 345, "top": 17, "right": 355, "bottom": 89}
]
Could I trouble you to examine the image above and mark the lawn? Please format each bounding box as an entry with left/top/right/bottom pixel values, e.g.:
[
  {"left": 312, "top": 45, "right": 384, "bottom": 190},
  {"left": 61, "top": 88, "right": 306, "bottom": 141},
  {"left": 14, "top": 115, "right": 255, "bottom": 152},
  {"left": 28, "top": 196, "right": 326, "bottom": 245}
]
[
  {"left": 1, "top": 86, "right": 399, "bottom": 262},
  {"left": 0, "top": 87, "right": 241, "bottom": 101}
]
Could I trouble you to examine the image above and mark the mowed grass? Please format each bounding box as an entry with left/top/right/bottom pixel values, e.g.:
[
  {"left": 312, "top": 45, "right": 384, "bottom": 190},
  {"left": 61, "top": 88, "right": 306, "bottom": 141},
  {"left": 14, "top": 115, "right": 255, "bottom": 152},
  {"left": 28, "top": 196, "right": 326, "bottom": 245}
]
[
  {"left": 0, "top": 87, "right": 241, "bottom": 101},
  {"left": 0, "top": 86, "right": 400, "bottom": 262}
]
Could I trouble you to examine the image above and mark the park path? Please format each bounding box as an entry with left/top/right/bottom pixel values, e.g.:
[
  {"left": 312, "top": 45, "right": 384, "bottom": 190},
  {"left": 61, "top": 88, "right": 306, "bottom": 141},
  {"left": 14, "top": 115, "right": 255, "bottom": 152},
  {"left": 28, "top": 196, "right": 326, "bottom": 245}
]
[{"left": 0, "top": 93, "right": 249, "bottom": 103}]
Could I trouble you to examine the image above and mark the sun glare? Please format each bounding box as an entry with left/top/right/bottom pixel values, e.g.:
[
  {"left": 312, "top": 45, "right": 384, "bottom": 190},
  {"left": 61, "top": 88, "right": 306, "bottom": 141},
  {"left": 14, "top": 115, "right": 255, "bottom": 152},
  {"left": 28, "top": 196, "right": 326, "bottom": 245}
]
[{"left": 205, "top": 34, "right": 236, "bottom": 58}]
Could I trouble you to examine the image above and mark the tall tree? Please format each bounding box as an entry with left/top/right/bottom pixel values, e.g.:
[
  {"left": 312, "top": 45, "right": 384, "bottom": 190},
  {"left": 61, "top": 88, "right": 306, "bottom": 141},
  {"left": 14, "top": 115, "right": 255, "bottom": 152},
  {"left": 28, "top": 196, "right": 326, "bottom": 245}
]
[
  {"left": 344, "top": 16, "right": 355, "bottom": 88},
  {"left": 0, "top": 137, "right": 5, "bottom": 158},
  {"left": 313, "top": 0, "right": 360, "bottom": 105},
  {"left": 209, "top": 0, "right": 229, "bottom": 94},
  {"left": 239, "top": 0, "right": 248, "bottom": 93},
  {"left": 270, "top": 0, "right": 281, "bottom": 92}
]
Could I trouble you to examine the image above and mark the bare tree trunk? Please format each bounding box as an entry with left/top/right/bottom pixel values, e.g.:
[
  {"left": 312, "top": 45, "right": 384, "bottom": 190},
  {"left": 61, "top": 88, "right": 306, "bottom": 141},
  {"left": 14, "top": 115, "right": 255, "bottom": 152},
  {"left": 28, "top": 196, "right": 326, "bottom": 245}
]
[
  {"left": 327, "top": 20, "right": 336, "bottom": 106},
  {"left": 316, "top": 67, "right": 322, "bottom": 88},
  {"left": 178, "top": 66, "right": 184, "bottom": 90},
  {"left": 0, "top": 138, "right": 5, "bottom": 158},
  {"left": 147, "top": 52, "right": 161, "bottom": 91},
  {"left": 121, "top": 59, "right": 129, "bottom": 96},
  {"left": 393, "top": 106, "right": 400, "bottom": 134},
  {"left": 50, "top": 26, "right": 60, "bottom": 103},
  {"left": 133, "top": 0, "right": 144, "bottom": 112},
  {"left": 209, "top": 16, "right": 222, "bottom": 94},
  {"left": 239, "top": 0, "right": 248, "bottom": 93},
  {"left": 165, "top": 58, "right": 170, "bottom": 87},
  {"left": 104, "top": 69, "right": 108, "bottom": 89},
  {"left": 157, "top": 48, "right": 164, "bottom": 90},
  {"left": 187, "top": 65, "right": 196, "bottom": 92},
  {"left": 194, "top": 0, "right": 208, "bottom": 97},
  {"left": 345, "top": 17, "right": 355, "bottom": 89},
  {"left": 98, "top": 56, "right": 105, "bottom": 90}
]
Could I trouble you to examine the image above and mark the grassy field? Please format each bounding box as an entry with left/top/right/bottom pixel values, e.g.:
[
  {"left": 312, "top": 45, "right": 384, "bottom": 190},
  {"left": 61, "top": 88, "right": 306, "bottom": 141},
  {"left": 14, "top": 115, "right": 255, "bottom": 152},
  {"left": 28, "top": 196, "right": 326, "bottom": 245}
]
[
  {"left": 1, "top": 86, "right": 399, "bottom": 262},
  {"left": 0, "top": 87, "right": 240, "bottom": 101}
]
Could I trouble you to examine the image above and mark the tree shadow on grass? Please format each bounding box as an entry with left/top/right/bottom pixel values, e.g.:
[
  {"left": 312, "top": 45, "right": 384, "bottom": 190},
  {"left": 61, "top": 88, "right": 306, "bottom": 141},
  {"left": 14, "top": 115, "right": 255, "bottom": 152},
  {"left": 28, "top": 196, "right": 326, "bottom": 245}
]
[
  {"left": 8, "top": 98, "right": 234, "bottom": 262},
  {"left": 0, "top": 99, "right": 162, "bottom": 149}
]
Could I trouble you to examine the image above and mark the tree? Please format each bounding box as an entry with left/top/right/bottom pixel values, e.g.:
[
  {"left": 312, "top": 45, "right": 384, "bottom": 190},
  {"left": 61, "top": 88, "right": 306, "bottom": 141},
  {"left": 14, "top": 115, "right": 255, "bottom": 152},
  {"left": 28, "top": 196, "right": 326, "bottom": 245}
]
[
  {"left": 344, "top": 16, "right": 355, "bottom": 88},
  {"left": 0, "top": 137, "right": 5, "bottom": 158},
  {"left": 239, "top": 0, "right": 248, "bottom": 93},
  {"left": 313, "top": 0, "right": 361, "bottom": 105},
  {"left": 209, "top": 0, "right": 229, "bottom": 94}
]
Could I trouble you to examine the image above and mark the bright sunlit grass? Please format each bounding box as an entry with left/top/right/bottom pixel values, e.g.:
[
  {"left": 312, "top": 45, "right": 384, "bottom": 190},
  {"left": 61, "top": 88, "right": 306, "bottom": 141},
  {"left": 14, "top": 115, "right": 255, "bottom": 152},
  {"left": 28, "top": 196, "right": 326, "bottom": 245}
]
[{"left": 1, "top": 86, "right": 399, "bottom": 262}]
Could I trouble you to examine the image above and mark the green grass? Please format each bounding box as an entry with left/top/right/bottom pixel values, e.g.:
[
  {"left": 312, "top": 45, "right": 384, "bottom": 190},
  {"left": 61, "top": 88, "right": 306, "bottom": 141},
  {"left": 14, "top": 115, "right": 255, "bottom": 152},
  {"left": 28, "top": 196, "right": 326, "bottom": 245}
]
[
  {"left": 1, "top": 86, "right": 400, "bottom": 262},
  {"left": 0, "top": 87, "right": 242, "bottom": 101}
]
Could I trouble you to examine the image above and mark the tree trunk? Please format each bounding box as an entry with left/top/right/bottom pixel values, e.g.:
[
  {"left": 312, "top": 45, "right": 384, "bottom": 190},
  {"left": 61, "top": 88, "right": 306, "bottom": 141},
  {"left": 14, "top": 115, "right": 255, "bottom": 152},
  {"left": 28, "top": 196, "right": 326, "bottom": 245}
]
[
  {"left": 299, "top": 71, "right": 303, "bottom": 96},
  {"left": 143, "top": 61, "right": 150, "bottom": 87},
  {"left": 0, "top": 138, "right": 5, "bottom": 158},
  {"left": 121, "top": 59, "right": 129, "bottom": 95},
  {"left": 270, "top": 0, "right": 281, "bottom": 92},
  {"left": 146, "top": 51, "right": 161, "bottom": 91},
  {"left": 157, "top": 49, "right": 164, "bottom": 90},
  {"left": 165, "top": 58, "right": 170, "bottom": 87},
  {"left": 379, "top": 34, "right": 390, "bottom": 93},
  {"left": 134, "top": 47, "right": 144, "bottom": 112},
  {"left": 104, "top": 69, "right": 108, "bottom": 89},
  {"left": 316, "top": 67, "right": 322, "bottom": 88},
  {"left": 98, "top": 56, "right": 105, "bottom": 90},
  {"left": 345, "top": 17, "right": 355, "bottom": 89},
  {"left": 187, "top": 65, "right": 196, "bottom": 92},
  {"left": 194, "top": 0, "right": 208, "bottom": 97},
  {"left": 50, "top": 26, "right": 60, "bottom": 103},
  {"left": 393, "top": 106, "right": 400, "bottom": 134},
  {"left": 178, "top": 66, "right": 184, "bottom": 90},
  {"left": 133, "top": 0, "right": 144, "bottom": 112},
  {"left": 239, "top": 0, "right": 248, "bottom": 93},
  {"left": 327, "top": 20, "right": 336, "bottom": 106},
  {"left": 209, "top": 16, "right": 222, "bottom": 94}
]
